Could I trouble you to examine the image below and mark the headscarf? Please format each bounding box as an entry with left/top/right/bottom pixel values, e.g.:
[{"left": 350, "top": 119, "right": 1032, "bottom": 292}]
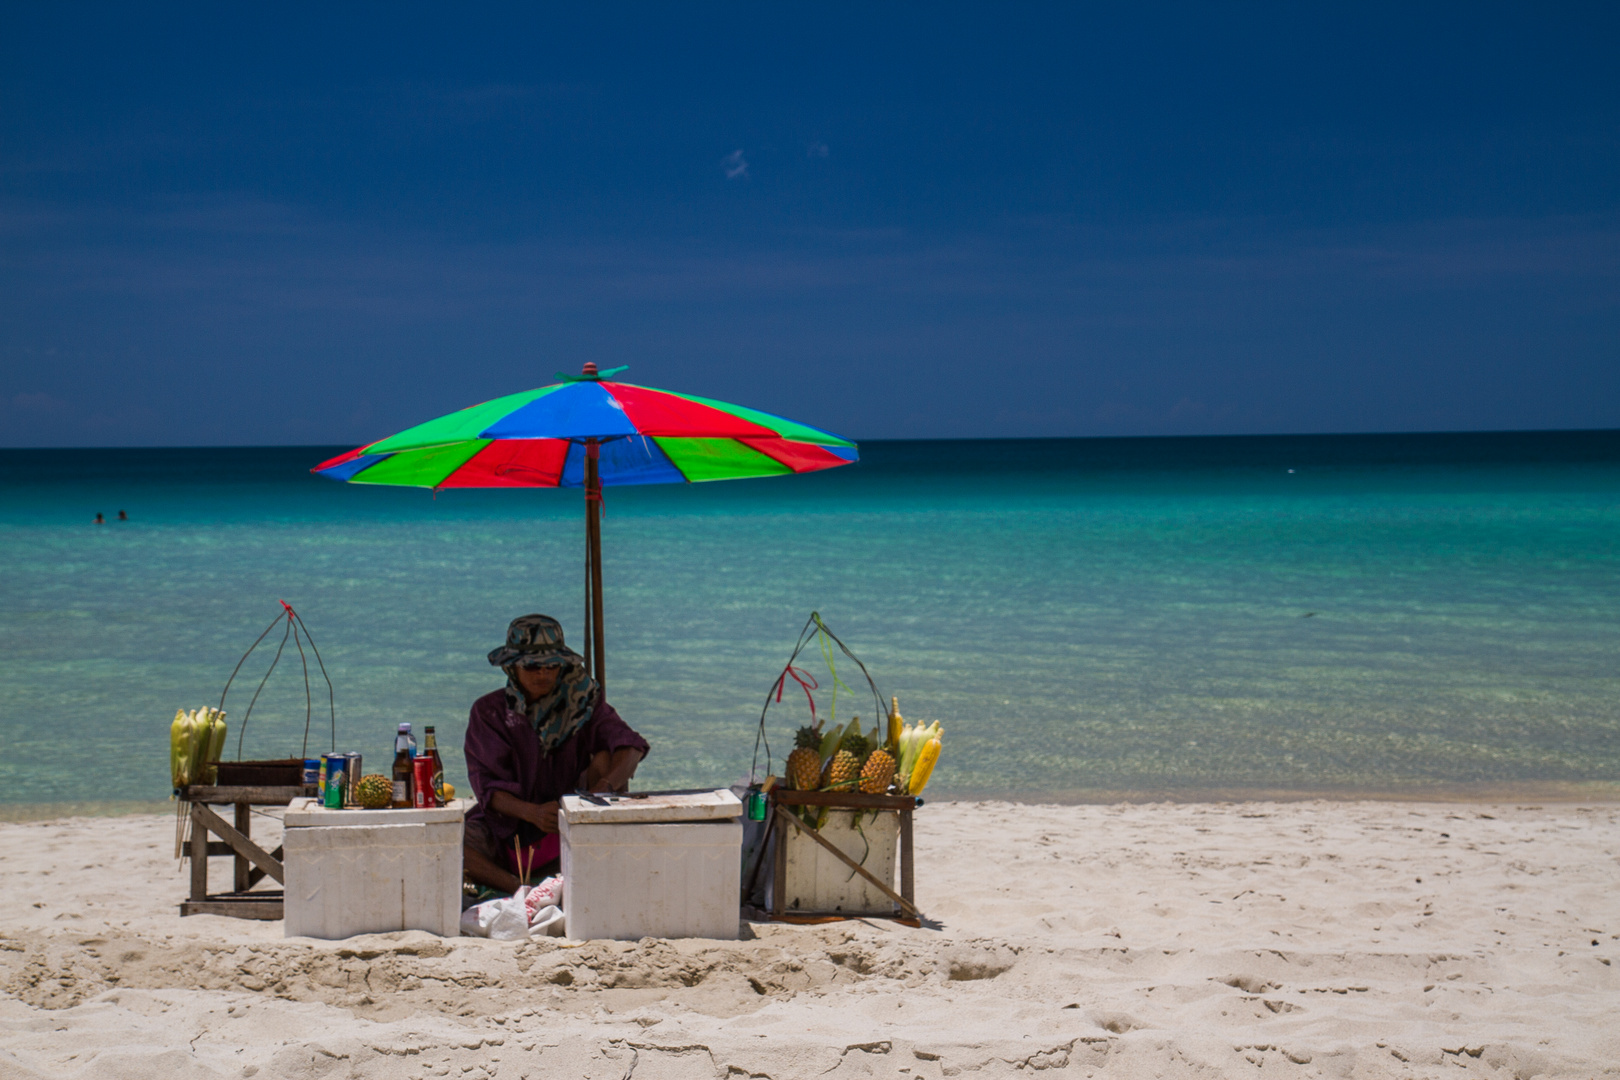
[
  {"left": 488, "top": 614, "right": 600, "bottom": 754},
  {"left": 503, "top": 655, "right": 600, "bottom": 754}
]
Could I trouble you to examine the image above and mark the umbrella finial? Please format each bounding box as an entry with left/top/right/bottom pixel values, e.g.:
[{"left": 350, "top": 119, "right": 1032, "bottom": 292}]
[{"left": 552, "top": 363, "right": 626, "bottom": 383}]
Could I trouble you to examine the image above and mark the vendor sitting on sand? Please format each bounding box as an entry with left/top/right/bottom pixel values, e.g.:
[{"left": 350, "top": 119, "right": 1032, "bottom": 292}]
[{"left": 463, "top": 614, "right": 647, "bottom": 892}]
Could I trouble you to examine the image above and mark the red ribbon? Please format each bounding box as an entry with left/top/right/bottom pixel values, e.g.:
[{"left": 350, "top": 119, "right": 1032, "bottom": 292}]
[{"left": 773, "top": 664, "right": 819, "bottom": 722}]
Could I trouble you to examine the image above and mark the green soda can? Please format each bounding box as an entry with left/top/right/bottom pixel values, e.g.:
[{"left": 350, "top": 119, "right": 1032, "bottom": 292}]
[
  {"left": 318, "top": 752, "right": 345, "bottom": 799},
  {"left": 323, "top": 759, "right": 346, "bottom": 808}
]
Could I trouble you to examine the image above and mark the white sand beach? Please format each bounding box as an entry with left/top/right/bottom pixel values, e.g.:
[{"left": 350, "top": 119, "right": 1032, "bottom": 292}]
[{"left": 1, "top": 799, "right": 1616, "bottom": 1079}]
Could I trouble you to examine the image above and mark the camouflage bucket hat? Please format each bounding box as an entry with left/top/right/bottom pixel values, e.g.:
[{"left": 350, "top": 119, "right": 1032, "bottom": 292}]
[{"left": 487, "top": 614, "right": 583, "bottom": 669}]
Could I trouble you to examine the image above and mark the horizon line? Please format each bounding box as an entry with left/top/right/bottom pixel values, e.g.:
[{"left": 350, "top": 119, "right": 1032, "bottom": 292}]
[{"left": 2, "top": 424, "right": 1618, "bottom": 453}]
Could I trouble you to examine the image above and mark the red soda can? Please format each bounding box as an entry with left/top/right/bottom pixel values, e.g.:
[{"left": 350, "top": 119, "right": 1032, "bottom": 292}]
[{"left": 412, "top": 756, "right": 436, "bottom": 808}]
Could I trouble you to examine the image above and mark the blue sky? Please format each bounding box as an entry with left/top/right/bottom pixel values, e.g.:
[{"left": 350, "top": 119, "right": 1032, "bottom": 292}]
[{"left": 2, "top": 3, "right": 1616, "bottom": 447}]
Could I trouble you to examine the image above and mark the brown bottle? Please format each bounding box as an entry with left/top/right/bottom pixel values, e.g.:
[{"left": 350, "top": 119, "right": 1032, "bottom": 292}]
[
  {"left": 423, "top": 726, "right": 446, "bottom": 807},
  {"left": 391, "top": 723, "right": 416, "bottom": 808}
]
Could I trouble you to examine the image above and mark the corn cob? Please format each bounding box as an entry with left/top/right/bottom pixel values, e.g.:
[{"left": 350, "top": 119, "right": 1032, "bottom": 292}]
[
  {"left": 896, "top": 719, "right": 928, "bottom": 786},
  {"left": 908, "top": 736, "right": 942, "bottom": 795},
  {"left": 188, "top": 710, "right": 210, "bottom": 781},
  {"left": 818, "top": 719, "right": 846, "bottom": 762},
  {"left": 185, "top": 710, "right": 203, "bottom": 785},
  {"left": 204, "top": 709, "right": 227, "bottom": 785},
  {"left": 896, "top": 719, "right": 942, "bottom": 791},
  {"left": 170, "top": 709, "right": 190, "bottom": 788}
]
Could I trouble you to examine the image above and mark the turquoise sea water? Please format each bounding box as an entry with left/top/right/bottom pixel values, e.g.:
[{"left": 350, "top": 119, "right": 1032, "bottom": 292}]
[{"left": 1, "top": 432, "right": 1617, "bottom": 808}]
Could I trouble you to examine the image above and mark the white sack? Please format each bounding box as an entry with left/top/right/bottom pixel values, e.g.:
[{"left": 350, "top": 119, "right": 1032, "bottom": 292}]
[
  {"left": 528, "top": 904, "right": 566, "bottom": 937},
  {"left": 459, "top": 886, "right": 532, "bottom": 940}
]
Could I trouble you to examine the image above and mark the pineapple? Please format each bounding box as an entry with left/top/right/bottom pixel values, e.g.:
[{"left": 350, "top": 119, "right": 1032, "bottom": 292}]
[
  {"left": 785, "top": 724, "right": 823, "bottom": 791},
  {"left": 825, "top": 729, "right": 871, "bottom": 790},
  {"left": 860, "top": 747, "right": 896, "bottom": 794},
  {"left": 826, "top": 750, "right": 862, "bottom": 789},
  {"left": 356, "top": 773, "right": 393, "bottom": 809},
  {"left": 840, "top": 729, "right": 872, "bottom": 760}
]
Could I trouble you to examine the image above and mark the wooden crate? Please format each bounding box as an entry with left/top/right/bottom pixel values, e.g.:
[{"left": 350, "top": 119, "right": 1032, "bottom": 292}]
[{"left": 762, "top": 790, "right": 920, "bottom": 922}]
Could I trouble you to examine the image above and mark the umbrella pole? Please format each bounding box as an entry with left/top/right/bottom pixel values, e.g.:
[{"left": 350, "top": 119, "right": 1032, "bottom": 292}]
[
  {"left": 582, "top": 506, "right": 593, "bottom": 679},
  {"left": 585, "top": 438, "right": 606, "bottom": 691}
]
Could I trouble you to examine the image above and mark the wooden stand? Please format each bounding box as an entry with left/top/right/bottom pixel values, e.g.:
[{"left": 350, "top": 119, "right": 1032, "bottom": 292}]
[
  {"left": 762, "top": 790, "right": 920, "bottom": 922},
  {"left": 179, "top": 784, "right": 313, "bottom": 919}
]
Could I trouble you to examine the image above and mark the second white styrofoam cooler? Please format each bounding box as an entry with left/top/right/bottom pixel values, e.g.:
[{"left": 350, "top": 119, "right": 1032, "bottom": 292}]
[
  {"left": 283, "top": 798, "right": 466, "bottom": 940},
  {"left": 560, "top": 791, "right": 743, "bottom": 940}
]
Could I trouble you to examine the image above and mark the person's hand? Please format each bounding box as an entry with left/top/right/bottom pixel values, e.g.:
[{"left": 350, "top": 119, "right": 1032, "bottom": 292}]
[{"left": 487, "top": 789, "right": 560, "bottom": 834}]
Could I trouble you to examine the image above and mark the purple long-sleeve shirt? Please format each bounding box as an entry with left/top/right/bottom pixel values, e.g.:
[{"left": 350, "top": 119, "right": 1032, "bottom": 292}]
[{"left": 464, "top": 688, "right": 649, "bottom": 844}]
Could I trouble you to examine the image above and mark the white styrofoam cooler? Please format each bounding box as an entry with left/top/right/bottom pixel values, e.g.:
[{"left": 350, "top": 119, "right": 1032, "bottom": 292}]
[
  {"left": 560, "top": 790, "right": 742, "bottom": 941},
  {"left": 283, "top": 798, "right": 466, "bottom": 940}
]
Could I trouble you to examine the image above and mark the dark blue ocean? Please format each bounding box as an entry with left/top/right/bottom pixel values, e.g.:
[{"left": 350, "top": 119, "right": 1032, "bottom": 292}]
[{"left": 2, "top": 431, "right": 1617, "bottom": 810}]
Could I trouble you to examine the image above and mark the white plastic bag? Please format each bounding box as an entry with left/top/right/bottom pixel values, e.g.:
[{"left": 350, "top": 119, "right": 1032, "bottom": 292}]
[
  {"left": 528, "top": 904, "right": 566, "bottom": 937},
  {"left": 526, "top": 874, "right": 563, "bottom": 917},
  {"left": 460, "top": 886, "right": 532, "bottom": 940}
]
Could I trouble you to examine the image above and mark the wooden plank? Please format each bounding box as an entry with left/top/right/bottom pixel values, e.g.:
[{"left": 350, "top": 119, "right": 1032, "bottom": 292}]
[
  {"left": 900, "top": 806, "right": 915, "bottom": 905},
  {"left": 773, "top": 806, "right": 920, "bottom": 918},
  {"left": 234, "top": 803, "right": 252, "bottom": 893},
  {"left": 192, "top": 802, "right": 285, "bottom": 884},
  {"left": 772, "top": 790, "right": 918, "bottom": 810},
  {"left": 180, "top": 899, "right": 283, "bottom": 920},
  {"left": 182, "top": 785, "right": 311, "bottom": 805},
  {"left": 245, "top": 845, "right": 283, "bottom": 889},
  {"left": 771, "top": 815, "right": 787, "bottom": 918},
  {"left": 765, "top": 910, "right": 922, "bottom": 927},
  {"left": 189, "top": 807, "right": 208, "bottom": 901}
]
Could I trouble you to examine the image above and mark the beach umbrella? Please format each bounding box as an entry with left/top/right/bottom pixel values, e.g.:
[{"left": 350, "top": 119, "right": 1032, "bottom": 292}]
[{"left": 311, "top": 363, "right": 857, "bottom": 689}]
